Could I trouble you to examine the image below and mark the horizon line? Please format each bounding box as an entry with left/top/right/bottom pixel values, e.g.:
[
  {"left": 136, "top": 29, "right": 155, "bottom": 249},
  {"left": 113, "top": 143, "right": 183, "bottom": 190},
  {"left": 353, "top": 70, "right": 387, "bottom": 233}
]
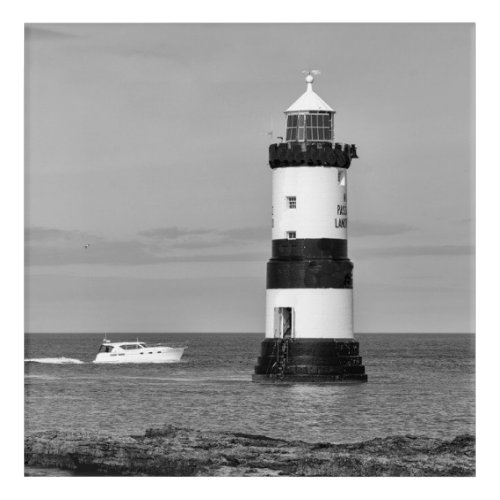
[{"left": 24, "top": 331, "right": 476, "bottom": 335}]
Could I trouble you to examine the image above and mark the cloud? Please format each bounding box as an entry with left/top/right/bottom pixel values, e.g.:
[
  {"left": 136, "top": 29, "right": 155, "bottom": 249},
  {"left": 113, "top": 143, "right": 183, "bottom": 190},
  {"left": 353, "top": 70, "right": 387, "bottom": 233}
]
[
  {"left": 25, "top": 226, "right": 95, "bottom": 242},
  {"left": 222, "top": 226, "right": 270, "bottom": 240},
  {"left": 169, "top": 237, "right": 227, "bottom": 249},
  {"left": 25, "top": 26, "right": 78, "bottom": 41},
  {"left": 26, "top": 225, "right": 473, "bottom": 267},
  {"left": 352, "top": 244, "right": 474, "bottom": 258},
  {"left": 138, "top": 227, "right": 212, "bottom": 240},
  {"left": 26, "top": 239, "right": 146, "bottom": 266},
  {"left": 25, "top": 225, "right": 268, "bottom": 266},
  {"left": 453, "top": 217, "right": 474, "bottom": 225},
  {"left": 139, "top": 225, "right": 269, "bottom": 249},
  {"left": 349, "top": 221, "right": 416, "bottom": 237},
  {"left": 138, "top": 226, "right": 230, "bottom": 250},
  {"left": 26, "top": 240, "right": 266, "bottom": 266}
]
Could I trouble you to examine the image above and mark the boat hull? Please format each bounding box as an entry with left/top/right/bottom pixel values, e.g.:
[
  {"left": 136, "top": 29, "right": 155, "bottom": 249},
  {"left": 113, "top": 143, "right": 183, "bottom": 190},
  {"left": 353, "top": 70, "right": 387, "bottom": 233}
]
[{"left": 93, "top": 347, "right": 185, "bottom": 364}]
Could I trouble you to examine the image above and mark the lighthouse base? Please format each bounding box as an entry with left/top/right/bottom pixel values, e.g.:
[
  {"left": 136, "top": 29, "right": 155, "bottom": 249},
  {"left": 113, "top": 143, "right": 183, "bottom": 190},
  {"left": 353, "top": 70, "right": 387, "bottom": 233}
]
[{"left": 252, "top": 338, "right": 367, "bottom": 384}]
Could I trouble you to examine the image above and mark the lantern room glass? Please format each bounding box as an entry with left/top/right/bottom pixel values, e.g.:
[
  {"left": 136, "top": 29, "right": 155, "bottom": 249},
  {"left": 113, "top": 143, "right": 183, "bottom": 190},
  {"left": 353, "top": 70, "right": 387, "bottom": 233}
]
[{"left": 286, "top": 112, "right": 332, "bottom": 143}]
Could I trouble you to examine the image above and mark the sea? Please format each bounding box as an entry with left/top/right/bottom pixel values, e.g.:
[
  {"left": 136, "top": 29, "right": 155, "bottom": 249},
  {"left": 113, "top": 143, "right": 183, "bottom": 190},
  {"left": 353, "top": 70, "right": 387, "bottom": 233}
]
[{"left": 24, "top": 333, "right": 475, "bottom": 475}]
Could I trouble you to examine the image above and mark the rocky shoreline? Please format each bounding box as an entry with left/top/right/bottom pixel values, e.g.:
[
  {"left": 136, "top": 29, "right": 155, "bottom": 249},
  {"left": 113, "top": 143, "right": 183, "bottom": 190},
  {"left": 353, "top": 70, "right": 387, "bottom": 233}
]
[{"left": 25, "top": 425, "right": 475, "bottom": 476}]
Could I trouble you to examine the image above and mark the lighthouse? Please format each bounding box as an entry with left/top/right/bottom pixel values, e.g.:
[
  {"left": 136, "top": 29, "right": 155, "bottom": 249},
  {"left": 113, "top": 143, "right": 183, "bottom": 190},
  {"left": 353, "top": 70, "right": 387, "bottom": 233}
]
[{"left": 252, "top": 73, "right": 367, "bottom": 383}]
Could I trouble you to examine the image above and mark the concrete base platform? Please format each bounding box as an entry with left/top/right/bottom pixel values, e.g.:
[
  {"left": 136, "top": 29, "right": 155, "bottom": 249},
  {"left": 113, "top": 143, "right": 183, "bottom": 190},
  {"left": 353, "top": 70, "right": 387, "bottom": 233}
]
[
  {"left": 252, "top": 338, "right": 368, "bottom": 384},
  {"left": 252, "top": 373, "right": 367, "bottom": 384}
]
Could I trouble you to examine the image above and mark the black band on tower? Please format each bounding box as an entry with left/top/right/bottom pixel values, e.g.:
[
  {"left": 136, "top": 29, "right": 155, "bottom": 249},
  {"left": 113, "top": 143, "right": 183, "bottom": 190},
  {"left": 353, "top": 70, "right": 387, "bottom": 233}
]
[
  {"left": 272, "top": 238, "right": 347, "bottom": 260},
  {"left": 268, "top": 142, "right": 358, "bottom": 169},
  {"left": 267, "top": 259, "right": 353, "bottom": 289}
]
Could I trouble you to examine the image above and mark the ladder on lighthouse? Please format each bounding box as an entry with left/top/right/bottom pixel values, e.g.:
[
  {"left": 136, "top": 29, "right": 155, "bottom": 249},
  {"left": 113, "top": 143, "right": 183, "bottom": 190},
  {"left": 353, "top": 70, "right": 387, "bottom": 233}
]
[{"left": 275, "top": 337, "right": 290, "bottom": 380}]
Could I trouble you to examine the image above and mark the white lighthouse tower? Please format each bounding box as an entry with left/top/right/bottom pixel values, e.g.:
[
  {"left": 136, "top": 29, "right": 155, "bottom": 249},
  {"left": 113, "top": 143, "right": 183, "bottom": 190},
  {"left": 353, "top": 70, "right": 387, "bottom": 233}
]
[{"left": 253, "top": 72, "right": 367, "bottom": 383}]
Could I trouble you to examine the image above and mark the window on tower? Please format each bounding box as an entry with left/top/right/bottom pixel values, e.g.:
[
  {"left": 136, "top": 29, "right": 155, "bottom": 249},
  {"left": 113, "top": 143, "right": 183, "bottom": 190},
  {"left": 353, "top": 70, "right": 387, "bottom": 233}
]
[
  {"left": 338, "top": 171, "right": 346, "bottom": 186},
  {"left": 287, "top": 196, "right": 296, "bottom": 209},
  {"left": 286, "top": 231, "right": 296, "bottom": 240}
]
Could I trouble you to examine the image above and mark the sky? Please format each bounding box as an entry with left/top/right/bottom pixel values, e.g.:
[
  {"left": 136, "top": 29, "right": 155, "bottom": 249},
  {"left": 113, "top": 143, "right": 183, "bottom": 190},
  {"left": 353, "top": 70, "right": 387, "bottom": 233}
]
[{"left": 24, "top": 23, "right": 475, "bottom": 333}]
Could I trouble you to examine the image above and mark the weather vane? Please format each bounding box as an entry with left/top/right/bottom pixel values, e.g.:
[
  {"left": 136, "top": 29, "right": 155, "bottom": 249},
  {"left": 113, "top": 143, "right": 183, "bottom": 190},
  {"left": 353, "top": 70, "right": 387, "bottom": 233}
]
[{"left": 301, "top": 69, "right": 321, "bottom": 83}]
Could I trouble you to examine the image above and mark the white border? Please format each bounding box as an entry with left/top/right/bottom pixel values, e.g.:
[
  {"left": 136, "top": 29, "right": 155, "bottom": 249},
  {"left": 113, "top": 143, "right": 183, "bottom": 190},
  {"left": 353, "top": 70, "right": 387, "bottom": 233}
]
[{"left": 2, "top": 1, "right": 495, "bottom": 498}]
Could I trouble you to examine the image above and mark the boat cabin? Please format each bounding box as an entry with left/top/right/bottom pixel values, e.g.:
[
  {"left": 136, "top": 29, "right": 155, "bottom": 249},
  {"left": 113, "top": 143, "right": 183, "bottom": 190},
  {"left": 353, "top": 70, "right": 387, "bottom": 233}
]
[
  {"left": 97, "top": 342, "right": 147, "bottom": 353},
  {"left": 98, "top": 344, "right": 114, "bottom": 353}
]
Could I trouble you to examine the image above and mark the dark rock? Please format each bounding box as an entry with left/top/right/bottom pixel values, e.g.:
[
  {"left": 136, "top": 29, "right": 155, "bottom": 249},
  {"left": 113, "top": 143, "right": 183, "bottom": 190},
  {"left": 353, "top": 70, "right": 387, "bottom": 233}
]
[{"left": 24, "top": 426, "right": 475, "bottom": 477}]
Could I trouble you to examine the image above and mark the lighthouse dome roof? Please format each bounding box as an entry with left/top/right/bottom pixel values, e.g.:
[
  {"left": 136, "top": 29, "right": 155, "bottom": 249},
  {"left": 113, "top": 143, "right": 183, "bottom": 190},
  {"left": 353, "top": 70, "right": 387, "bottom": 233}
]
[{"left": 285, "top": 73, "right": 334, "bottom": 113}]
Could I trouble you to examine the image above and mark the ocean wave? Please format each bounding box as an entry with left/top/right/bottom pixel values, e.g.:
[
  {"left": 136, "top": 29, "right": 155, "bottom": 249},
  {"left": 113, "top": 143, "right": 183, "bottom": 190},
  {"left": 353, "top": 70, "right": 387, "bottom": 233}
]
[
  {"left": 25, "top": 357, "right": 85, "bottom": 364},
  {"left": 25, "top": 374, "right": 59, "bottom": 380}
]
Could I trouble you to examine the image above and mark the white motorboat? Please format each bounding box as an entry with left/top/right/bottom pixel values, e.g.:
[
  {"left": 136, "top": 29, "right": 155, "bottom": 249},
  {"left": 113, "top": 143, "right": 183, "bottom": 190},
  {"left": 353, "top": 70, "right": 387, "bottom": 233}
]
[{"left": 93, "top": 338, "right": 186, "bottom": 364}]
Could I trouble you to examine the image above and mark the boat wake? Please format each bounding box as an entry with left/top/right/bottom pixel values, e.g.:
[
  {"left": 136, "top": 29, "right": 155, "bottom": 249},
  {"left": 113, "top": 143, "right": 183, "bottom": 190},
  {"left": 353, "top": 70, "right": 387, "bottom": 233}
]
[
  {"left": 25, "top": 357, "right": 85, "bottom": 364},
  {"left": 92, "top": 359, "right": 184, "bottom": 364}
]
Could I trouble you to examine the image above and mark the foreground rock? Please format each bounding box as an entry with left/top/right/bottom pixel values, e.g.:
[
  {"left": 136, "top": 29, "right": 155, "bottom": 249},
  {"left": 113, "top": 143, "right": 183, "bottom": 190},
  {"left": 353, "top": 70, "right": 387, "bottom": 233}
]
[{"left": 25, "top": 426, "right": 475, "bottom": 476}]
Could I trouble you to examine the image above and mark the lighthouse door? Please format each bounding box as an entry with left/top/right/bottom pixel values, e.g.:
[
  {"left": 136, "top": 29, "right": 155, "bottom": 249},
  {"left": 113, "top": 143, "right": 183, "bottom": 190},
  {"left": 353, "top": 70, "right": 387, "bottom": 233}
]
[{"left": 274, "top": 307, "right": 294, "bottom": 339}]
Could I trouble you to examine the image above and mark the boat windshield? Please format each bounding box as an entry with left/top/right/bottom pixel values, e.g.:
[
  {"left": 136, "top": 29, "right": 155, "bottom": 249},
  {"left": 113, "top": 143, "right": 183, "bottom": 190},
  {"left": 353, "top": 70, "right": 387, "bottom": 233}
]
[{"left": 99, "top": 345, "right": 114, "bottom": 353}]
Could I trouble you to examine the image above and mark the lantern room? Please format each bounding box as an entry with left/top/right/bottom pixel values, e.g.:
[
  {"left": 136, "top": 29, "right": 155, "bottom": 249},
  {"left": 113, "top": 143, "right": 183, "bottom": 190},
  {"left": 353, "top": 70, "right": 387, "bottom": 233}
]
[{"left": 284, "top": 73, "right": 335, "bottom": 143}]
